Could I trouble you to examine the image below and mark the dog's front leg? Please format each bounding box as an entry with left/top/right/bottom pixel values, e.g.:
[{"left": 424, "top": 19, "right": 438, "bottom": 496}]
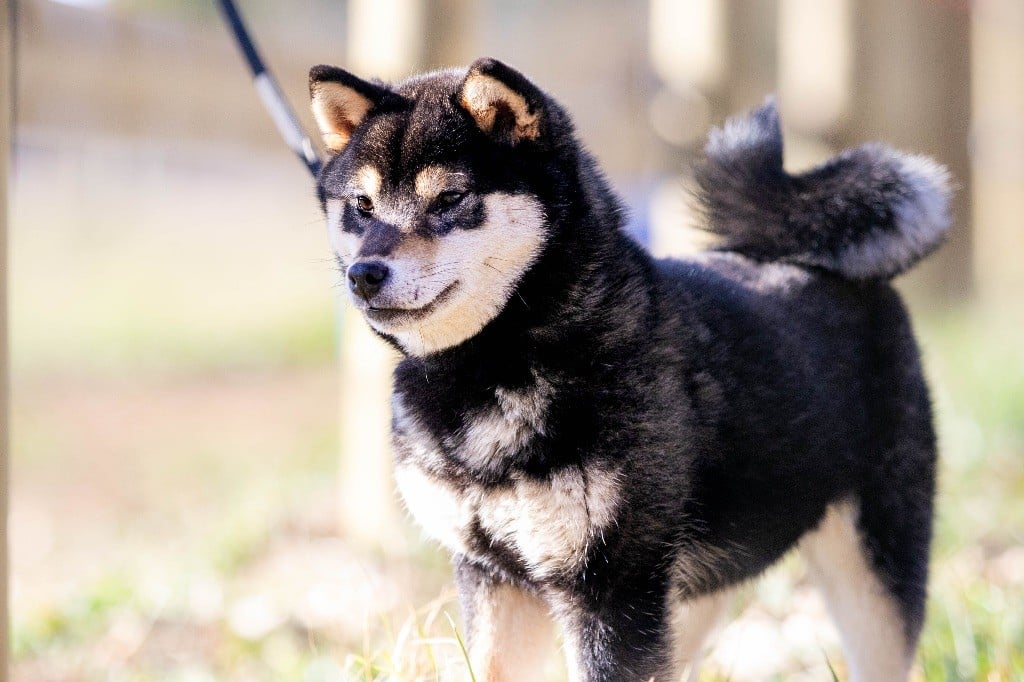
[
  {"left": 454, "top": 558, "right": 555, "bottom": 682},
  {"left": 556, "top": 591, "right": 677, "bottom": 682}
]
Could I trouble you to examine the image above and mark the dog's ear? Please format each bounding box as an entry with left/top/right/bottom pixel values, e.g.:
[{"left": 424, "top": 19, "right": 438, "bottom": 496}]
[
  {"left": 309, "top": 65, "right": 391, "bottom": 153},
  {"left": 457, "top": 58, "right": 546, "bottom": 145}
]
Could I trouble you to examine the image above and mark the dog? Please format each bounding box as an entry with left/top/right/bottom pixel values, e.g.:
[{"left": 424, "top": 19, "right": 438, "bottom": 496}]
[{"left": 308, "top": 58, "right": 949, "bottom": 681}]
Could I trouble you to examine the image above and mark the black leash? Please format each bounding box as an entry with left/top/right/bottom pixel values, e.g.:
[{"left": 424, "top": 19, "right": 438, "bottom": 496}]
[{"left": 215, "top": 0, "right": 322, "bottom": 177}]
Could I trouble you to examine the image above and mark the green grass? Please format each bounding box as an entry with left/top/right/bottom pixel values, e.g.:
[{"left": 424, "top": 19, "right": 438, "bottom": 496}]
[
  {"left": 12, "top": 572, "right": 138, "bottom": 659},
  {"left": 920, "top": 579, "right": 1024, "bottom": 680},
  {"left": 11, "top": 303, "right": 1023, "bottom": 680},
  {"left": 913, "top": 305, "right": 1024, "bottom": 680}
]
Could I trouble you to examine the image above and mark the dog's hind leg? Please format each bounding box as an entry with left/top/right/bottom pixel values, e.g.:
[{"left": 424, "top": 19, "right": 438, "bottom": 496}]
[
  {"left": 801, "top": 296, "right": 936, "bottom": 682},
  {"left": 800, "top": 499, "right": 925, "bottom": 682}
]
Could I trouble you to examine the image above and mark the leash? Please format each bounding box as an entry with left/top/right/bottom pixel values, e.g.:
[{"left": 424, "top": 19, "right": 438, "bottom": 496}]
[{"left": 215, "top": 0, "right": 322, "bottom": 177}]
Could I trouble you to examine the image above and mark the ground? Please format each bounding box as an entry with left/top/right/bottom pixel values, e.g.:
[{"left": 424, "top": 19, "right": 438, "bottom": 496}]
[{"left": 10, "top": 308, "right": 1024, "bottom": 681}]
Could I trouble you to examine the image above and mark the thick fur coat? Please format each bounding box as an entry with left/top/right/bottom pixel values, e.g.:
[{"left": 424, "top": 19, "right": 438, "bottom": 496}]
[{"left": 309, "top": 58, "right": 949, "bottom": 681}]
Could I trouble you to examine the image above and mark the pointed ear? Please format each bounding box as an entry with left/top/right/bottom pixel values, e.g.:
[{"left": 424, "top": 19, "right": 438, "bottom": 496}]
[
  {"left": 457, "top": 58, "right": 547, "bottom": 145},
  {"left": 309, "top": 65, "right": 390, "bottom": 153}
]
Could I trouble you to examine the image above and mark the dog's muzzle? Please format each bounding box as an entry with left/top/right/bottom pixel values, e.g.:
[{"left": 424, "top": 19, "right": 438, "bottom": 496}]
[{"left": 347, "top": 261, "right": 389, "bottom": 302}]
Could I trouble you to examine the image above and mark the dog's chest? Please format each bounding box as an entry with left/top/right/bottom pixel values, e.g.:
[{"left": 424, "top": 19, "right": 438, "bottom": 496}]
[
  {"left": 394, "top": 460, "right": 620, "bottom": 577},
  {"left": 391, "top": 386, "right": 620, "bottom": 576}
]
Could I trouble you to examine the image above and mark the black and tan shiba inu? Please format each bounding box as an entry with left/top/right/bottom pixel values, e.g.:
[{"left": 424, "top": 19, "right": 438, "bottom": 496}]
[{"left": 308, "top": 58, "right": 949, "bottom": 681}]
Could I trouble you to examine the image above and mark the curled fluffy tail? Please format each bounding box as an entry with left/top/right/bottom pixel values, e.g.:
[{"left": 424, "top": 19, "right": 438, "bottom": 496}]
[{"left": 694, "top": 100, "right": 952, "bottom": 280}]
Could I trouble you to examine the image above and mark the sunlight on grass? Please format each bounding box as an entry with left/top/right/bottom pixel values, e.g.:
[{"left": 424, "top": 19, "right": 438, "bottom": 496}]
[
  {"left": 341, "top": 594, "right": 471, "bottom": 682},
  {"left": 10, "top": 293, "right": 1022, "bottom": 679},
  {"left": 914, "top": 305, "right": 1024, "bottom": 681}
]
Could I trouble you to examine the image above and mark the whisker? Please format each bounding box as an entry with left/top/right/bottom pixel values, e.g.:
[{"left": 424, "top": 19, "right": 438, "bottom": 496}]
[{"left": 482, "top": 262, "right": 506, "bottom": 274}]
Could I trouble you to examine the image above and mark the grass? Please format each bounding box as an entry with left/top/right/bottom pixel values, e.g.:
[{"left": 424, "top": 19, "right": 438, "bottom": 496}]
[
  {"left": 334, "top": 600, "right": 475, "bottom": 682},
  {"left": 913, "top": 309, "right": 1024, "bottom": 679},
  {"left": 10, "top": 303, "right": 1024, "bottom": 681},
  {"left": 920, "top": 581, "right": 1024, "bottom": 679}
]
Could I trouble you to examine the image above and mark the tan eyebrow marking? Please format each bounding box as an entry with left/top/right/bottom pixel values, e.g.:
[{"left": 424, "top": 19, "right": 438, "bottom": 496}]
[
  {"left": 355, "top": 165, "right": 382, "bottom": 196},
  {"left": 415, "top": 165, "right": 465, "bottom": 199}
]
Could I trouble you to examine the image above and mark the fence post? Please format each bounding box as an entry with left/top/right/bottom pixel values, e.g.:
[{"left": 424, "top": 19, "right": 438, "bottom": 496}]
[
  {"left": 722, "top": 0, "right": 779, "bottom": 114},
  {"left": 847, "top": 0, "right": 972, "bottom": 301},
  {"left": 336, "top": 0, "right": 425, "bottom": 548},
  {"left": 336, "top": 0, "right": 477, "bottom": 549},
  {"left": 971, "top": 0, "right": 1024, "bottom": 306},
  {"left": 1, "top": 0, "right": 12, "bottom": 676}
]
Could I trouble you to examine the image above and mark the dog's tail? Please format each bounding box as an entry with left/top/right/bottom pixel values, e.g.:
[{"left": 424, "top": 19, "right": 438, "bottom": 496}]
[{"left": 693, "top": 99, "right": 952, "bottom": 280}]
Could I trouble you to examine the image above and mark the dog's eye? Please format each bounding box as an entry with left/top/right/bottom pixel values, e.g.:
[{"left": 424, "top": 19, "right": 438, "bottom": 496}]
[
  {"left": 434, "top": 191, "right": 465, "bottom": 210},
  {"left": 355, "top": 195, "right": 374, "bottom": 215}
]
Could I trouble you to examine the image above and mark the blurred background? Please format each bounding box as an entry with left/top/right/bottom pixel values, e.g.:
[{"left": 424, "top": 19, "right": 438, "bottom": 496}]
[{"left": 5, "top": 0, "right": 1023, "bottom": 679}]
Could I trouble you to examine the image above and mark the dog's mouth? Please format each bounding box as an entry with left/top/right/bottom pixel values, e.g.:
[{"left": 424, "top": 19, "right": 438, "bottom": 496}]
[{"left": 362, "top": 281, "right": 460, "bottom": 327}]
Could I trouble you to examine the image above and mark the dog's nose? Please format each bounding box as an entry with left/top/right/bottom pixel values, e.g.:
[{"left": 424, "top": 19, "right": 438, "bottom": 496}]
[{"left": 347, "top": 261, "right": 389, "bottom": 301}]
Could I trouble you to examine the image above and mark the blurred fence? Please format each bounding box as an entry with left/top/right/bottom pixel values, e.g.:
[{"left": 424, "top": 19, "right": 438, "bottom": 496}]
[{"left": 16, "top": 0, "right": 1019, "bottom": 299}]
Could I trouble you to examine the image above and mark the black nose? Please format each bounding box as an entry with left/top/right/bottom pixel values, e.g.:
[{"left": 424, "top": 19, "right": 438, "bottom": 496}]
[{"left": 347, "top": 261, "right": 389, "bottom": 301}]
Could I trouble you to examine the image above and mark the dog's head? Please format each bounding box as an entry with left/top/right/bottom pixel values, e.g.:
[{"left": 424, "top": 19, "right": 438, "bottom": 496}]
[{"left": 310, "top": 58, "right": 565, "bottom": 357}]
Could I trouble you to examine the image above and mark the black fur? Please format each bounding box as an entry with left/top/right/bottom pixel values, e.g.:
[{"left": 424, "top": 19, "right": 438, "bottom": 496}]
[
  {"left": 312, "top": 60, "right": 946, "bottom": 681},
  {"left": 695, "top": 99, "right": 950, "bottom": 279}
]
